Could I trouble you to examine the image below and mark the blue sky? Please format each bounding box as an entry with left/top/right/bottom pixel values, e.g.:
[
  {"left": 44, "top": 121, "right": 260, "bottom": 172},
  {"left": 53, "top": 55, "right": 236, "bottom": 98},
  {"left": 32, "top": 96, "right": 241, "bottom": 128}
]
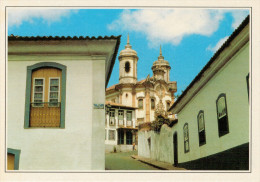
[{"left": 8, "top": 8, "right": 249, "bottom": 96}]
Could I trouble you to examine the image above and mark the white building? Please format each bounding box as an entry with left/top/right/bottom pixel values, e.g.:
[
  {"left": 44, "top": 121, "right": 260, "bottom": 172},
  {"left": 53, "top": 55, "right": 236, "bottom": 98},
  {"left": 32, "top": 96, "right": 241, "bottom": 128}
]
[
  {"left": 7, "top": 35, "right": 121, "bottom": 170},
  {"left": 105, "top": 101, "right": 138, "bottom": 152},
  {"left": 138, "top": 15, "right": 249, "bottom": 170},
  {"left": 106, "top": 35, "right": 177, "bottom": 125}
]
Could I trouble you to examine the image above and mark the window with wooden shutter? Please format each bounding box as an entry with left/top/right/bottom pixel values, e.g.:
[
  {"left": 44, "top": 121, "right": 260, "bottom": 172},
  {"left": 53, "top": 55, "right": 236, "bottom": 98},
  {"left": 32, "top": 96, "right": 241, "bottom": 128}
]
[{"left": 30, "top": 68, "right": 61, "bottom": 127}]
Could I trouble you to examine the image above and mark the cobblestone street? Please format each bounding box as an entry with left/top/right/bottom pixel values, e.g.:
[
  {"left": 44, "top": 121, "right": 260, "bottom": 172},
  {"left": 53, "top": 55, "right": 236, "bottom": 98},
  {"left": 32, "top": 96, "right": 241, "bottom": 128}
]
[{"left": 105, "top": 151, "right": 159, "bottom": 170}]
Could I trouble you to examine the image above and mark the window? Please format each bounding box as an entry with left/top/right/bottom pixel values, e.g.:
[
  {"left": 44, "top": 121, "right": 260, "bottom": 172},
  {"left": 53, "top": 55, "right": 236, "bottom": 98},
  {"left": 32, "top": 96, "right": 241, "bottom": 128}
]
[
  {"left": 127, "top": 111, "right": 132, "bottom": 121},
  {"left": 118, "top": 110, "right": 124, "bottom": 119},
  {"left": 49, "top": 78, "right": 60, "bottom": 107},
  {"left": 183, "top": 123, "right": 189, "bottom": 153},
  {"left": 25, "top": 62, "right": 66, "bottom": 128},
  {"left": 138, "top": 99, "right": 143, "bottom": 109},
  {"left": 118, "top": 110, "right": 124, "bottom": 126},
  {"left": 127, "top": 111, "right": 132, "bottom": 126},
  {"left": 109, "top": 109, "right": 115, "bottom": 126},
  {"left": 216, "top": 93, "right": 229, "bottom": 137},
  {"left": 151, "top": 99, "right": 155, "bottom": 110},
  {"left": 109, "top": 130, "right": 115, "bottom": 140},
  {"left": 118, "top": 129, "right": 124, "bottom": 144},
  {"left": 125, "top": 61, "right": 130, "bottom": 73},
  {"left": 126, "top": 130, "right": 133, "bottom": 144},
  {"left": 197, "top": 111, "right": 206, "bottom": 146},
  {"left": 32, "top": 78, "right": 44, "bottom": 107},
  {"left": 7, "top": 148, "right": 21, "bottom": 170}
]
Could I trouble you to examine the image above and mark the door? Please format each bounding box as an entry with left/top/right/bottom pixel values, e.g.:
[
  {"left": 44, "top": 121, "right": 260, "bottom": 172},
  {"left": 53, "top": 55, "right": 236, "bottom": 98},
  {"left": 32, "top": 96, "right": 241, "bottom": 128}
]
[
  {"left": 173, "top": 132, "right": 178, "bottom": 166},
  {"left": 7, "top": 153, "right": 15, "bottom": 170}
]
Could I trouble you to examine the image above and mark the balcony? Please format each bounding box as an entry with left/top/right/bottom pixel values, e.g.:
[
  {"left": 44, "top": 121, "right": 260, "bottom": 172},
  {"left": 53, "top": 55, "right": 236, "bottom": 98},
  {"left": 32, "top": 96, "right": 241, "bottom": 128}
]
[
  {"left": 118, "top": 119, "right": 124, "bottom": 126},
  {"left": 30, "top": 102, "right": 61, "bottom": 127},
  {"left": 127, "top": 120, "right": 132, "bottom": 127},
  {"left": 109, "top": 118, "right": 115, "bottom": 126}
]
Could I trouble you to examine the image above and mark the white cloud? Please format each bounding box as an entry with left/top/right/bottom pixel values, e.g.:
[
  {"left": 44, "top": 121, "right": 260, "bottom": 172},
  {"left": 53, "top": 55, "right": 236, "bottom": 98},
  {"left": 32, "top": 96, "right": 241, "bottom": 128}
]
[
  {"left": 108, "top": 9, "right": 249, "bottom": 47},
  {"left": 8, "top": 9, "right": 78, "bottom": 27},
  {"left": 229, "top": 10, "right": 249, "bottom": 29},
  {"left": 207, "top": 36, "right": 229, "bottom": 52}
]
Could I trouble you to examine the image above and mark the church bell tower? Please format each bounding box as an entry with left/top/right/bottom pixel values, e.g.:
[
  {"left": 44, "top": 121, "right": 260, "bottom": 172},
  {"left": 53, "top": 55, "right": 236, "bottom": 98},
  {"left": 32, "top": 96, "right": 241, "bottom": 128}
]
[{"left": 118, "top": 34, "right": 138, "bottom": 84}]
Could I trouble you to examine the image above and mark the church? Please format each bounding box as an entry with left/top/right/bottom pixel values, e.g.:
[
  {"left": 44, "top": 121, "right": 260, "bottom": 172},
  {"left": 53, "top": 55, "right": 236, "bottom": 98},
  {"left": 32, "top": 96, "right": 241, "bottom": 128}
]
[{"left": 105, "top": 35, "right": 177, "bottom": 150}]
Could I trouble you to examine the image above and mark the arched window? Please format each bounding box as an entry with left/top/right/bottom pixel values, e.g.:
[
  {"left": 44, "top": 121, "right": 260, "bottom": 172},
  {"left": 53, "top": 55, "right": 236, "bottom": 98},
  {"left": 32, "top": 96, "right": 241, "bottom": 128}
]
[
  {"left": 197, "top": 110, "right": 206, "bottom": 146},
  {"left": 138, "top": 99, "right": 143, "bottom": 109},
  {"left": 25, "top": 62, "right": 66, "bottom": 128},
  {"left": 125, "top": 61, "right": 130, "bottom": 73},
  {"left": 216, "top": 93, "right": 229, "bottom": 137},
  {"left": 183, "top": 123, "right": 189, "bottom": 153},
  {"left": 151, "top": 98, "right": 155, "bottom": 110}
]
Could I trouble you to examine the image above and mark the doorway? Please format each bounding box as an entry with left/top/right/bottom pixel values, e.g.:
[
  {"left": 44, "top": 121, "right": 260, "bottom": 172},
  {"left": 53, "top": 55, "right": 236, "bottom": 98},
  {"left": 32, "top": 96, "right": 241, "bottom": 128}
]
[{"left": 173, "top": 132, "right": 178, "bottom": 166}]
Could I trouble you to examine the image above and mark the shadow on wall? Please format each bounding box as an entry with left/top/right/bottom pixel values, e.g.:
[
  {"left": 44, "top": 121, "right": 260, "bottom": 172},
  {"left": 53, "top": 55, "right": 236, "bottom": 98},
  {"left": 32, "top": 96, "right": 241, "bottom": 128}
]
[{"left": 177, "top": 143, "right": 249, "bottom": 170}]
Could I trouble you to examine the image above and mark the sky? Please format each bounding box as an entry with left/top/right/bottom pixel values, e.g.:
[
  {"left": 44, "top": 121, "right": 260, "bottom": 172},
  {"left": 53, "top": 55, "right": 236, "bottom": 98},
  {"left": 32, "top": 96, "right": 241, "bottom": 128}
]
[{"left": 8, "top": 8, "right": 249, "bottom": 96}]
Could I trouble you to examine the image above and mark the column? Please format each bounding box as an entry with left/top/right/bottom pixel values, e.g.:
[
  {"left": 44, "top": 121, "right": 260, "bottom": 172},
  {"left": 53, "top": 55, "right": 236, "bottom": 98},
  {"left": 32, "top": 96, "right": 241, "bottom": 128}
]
[
  {"left": 124, "top": 130, "right": 127, "bottom": 145},
  {"left": 145, "top": 88, "right": 150, "bottom": 122},
  {"left": 132, "top": 110, "right": 136, "bottom": 128},
  {"left": 124, "top": 110, "right": 127, "bottom": 127},
  {"left": 132, "top": 88, "right": 136, "bottom": 107},
  {"left": 115, "top": 109, "right": 118, "bottom": 128}
]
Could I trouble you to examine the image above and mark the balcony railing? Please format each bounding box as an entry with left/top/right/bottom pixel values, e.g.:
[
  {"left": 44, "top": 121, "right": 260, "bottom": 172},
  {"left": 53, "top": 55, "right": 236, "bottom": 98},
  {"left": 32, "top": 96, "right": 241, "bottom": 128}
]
[
  {"left": 30, "top": 102, "right": 61, "bottom": 127},
  {"left": 109, "top": 118, "right": 115, "bottom": 126},
  {"left": 127, "top": 120, "right": 132, "bottom": 127},
  {"left": 118, "top": 119, "right": 124, "bottom": 126}
]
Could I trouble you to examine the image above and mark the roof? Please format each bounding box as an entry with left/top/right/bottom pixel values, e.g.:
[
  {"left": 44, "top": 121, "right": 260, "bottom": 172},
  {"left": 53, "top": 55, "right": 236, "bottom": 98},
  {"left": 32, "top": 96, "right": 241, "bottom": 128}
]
[
  {"left": 106, "top": 84, "right": 119, "bottom": 92},
  {"left": 106, "top": 101, "right": 138, "bottom": 109},
  {"left": 169, "top": 15, "right": 250, "bottom": 112},
  {"left": 8, "top": 34, "right": 121, "bottom": 41},
  {"left": 106, "top": 79, "right": 147, "bottom": 93},
  {"left": 8, "top": 34, "right": 121, "bottom": 88}
]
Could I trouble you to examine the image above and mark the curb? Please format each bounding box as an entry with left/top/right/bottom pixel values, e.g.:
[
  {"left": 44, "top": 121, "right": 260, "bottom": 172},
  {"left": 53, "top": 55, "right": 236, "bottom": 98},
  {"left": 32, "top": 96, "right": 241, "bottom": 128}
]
[{"left": 131, "top": 155, "right": 185, "bottom": 170}]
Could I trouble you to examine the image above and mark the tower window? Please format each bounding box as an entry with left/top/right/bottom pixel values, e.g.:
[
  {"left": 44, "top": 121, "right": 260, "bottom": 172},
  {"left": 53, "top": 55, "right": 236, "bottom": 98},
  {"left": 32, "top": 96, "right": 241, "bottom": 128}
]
[{"left": 125, "top": 61, "right": 130, "bottom": 73}]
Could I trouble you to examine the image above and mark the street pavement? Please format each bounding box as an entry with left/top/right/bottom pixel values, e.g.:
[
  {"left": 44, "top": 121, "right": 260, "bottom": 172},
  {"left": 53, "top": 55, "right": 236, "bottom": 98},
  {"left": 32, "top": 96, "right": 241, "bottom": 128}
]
[{"left": 105, "top": 151, "right": 159, "bottom": 170}]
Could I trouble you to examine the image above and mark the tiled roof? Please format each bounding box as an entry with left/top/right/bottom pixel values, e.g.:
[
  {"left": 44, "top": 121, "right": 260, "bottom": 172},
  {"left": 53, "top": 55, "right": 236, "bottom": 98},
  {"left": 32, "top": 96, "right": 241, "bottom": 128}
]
[
  {"left": 106, "top": 84, "right": 119, "bottom": 91},
  {"left": 106, "top": 101, "right": 138, "bottom": 109},
  {"left": 8, "top": 34, "right": 121, "bottom": 41},
  {"left": 106, "top": 79, "right": 146, "bottom": 92},
  {"left": 137, "top": 79, "right": 146, "bottom": 84},
  {"left": 169, "top": 15, "right": 250, "bottom": 112}
]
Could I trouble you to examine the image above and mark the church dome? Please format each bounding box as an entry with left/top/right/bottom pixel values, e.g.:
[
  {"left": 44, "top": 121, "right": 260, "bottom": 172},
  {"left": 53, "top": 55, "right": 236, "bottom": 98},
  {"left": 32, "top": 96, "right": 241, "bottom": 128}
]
[
  {"left": 119, "top": 34, "right": 138, "bottom": 57},
  {"left": 152, "top": 46, "right": 170, "bottom": 67}
]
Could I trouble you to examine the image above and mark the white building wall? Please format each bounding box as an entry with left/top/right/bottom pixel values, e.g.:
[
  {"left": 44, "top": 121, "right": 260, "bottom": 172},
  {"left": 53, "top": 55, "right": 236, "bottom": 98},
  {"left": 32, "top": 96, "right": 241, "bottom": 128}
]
[
  {"left": 176, "top": 43, "right": 249, "bottom": 164},
  {"left": 138, "top": 42, "right": 249, "bottom": 165},
  {"left": 121, "top": 90, "right": 132, "bottom": 106},
  {"left": 8, "top": 59, "right": 106, "bottom": 170}
]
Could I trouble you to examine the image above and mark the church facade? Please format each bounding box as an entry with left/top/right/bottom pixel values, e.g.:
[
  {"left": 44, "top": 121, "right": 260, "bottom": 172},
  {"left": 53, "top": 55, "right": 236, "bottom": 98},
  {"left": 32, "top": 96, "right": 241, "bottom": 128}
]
[{"left": 106, "top": 35, "right": 177, "bottom": 149}]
